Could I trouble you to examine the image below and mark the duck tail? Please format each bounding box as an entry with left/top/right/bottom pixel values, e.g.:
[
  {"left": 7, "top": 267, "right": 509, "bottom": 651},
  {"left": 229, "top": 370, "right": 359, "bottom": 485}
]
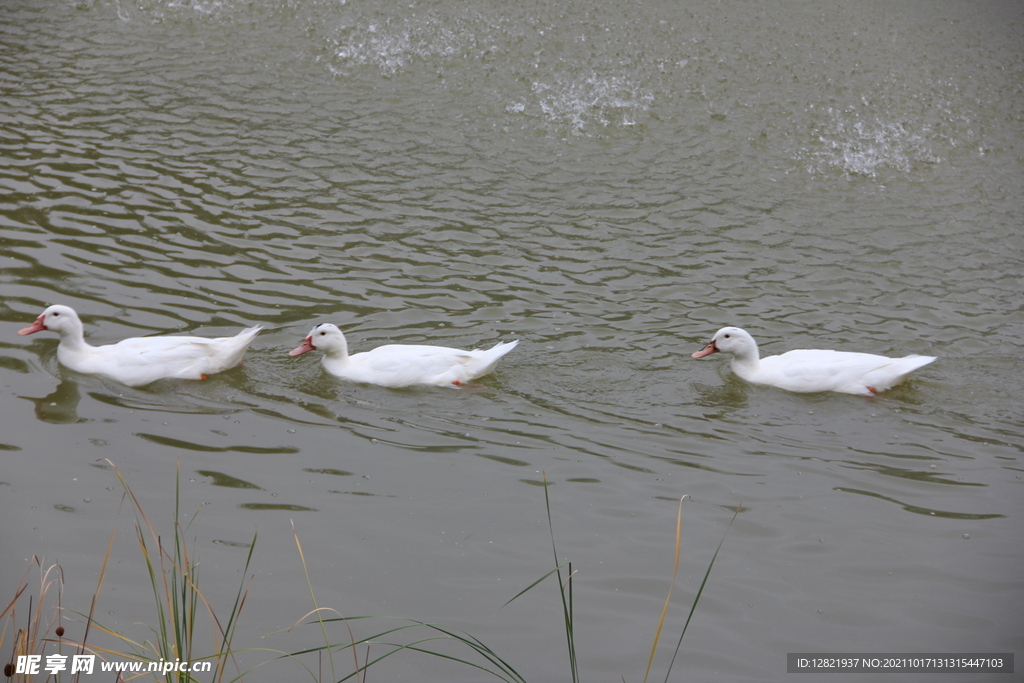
[{"left": 486, "top": 339, "right": 519, "bottom": 357}]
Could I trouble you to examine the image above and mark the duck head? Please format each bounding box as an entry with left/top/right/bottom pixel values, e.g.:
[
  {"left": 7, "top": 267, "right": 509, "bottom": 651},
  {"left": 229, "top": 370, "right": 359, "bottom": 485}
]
[
  {"left": 692, "top": 326, "right": 758, "bottom": 360},
  {"left": 289, "top": 323, "right": 346, "bottom": 357},
  {"left": 19, "top": 305, "right": 82, "bottom": 337}
]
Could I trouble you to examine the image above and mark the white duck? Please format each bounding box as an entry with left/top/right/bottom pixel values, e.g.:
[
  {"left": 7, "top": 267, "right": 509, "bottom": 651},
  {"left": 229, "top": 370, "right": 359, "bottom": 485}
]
[
  {"left": 289, "top": 323, "right": 518, "bottom": 388},
  {"left": 691, "top": 326, "right": 936, "bottom": 395},
  {"left": 18, "top": 304, "right": 262, "bottom": 387}
]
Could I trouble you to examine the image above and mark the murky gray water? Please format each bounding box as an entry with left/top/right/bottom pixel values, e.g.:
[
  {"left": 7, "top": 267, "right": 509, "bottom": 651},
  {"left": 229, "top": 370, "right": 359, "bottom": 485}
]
[{"left": 2, "top": 0, "right": 1022, "bottom": 680}]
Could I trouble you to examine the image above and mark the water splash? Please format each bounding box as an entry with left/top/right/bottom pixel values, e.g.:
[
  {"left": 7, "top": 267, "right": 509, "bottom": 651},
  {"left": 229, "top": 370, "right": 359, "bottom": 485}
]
[
  {"left": 325, "top": 11, "right": 501, "bottom": 77},
  {"left": 805, "top": 107, "right": 942, "bottom": 177},
  {"left": 515, "top": 72, "right": 654, "bottom": 136},
  {"left": 330, "top": 20, "right": 452, "bottom": 76},
  {"left": 107, "top": 0, "right": 240, "bottom": 21}
]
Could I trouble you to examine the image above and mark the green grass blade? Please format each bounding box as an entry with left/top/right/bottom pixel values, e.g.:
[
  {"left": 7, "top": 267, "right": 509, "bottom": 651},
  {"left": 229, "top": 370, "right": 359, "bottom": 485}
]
[
  {"left": 540, "top": 472, "right": 578, "bottom": 683},
  {"left": 281, "top": 617, "right": 526, "bottom": 683},
  {"left": 500, "top": 564, "right": 570, "bottom": 608},
  {"left": 662, "top": 504, "right": 740, "bottom": 683}
]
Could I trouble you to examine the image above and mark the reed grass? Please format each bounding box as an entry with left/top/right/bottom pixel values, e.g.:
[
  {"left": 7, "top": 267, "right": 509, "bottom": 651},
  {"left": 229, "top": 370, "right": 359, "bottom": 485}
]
[
  {"left": 2, "top": 460, "right": 262, "bottom": 682},
  {"left": 273, "top": 519, "right": 529, "bottom": 683},
  {"left": 93, "top": 458, "right": 258, "bottom": 682},
  {"left": 3, "top": 465, "right": 736, "bottom": 682},
  {"left": 1, "top": 558, "right": 67, "bottom": 682},
  {"left": 503, "top": 474, "right": 739, "bottom": 683}
]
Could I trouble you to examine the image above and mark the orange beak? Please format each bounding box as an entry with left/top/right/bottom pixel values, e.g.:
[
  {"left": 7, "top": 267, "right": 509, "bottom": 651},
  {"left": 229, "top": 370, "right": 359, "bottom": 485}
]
[
  {"left": 18, "top": 314, "right": 47, "bottom": 336},
  {"left": 690, "top": 340, "right": 718, "bottom": 359},
  {"left": 288, "top": 335, "right": 316, "bottom": 356}
]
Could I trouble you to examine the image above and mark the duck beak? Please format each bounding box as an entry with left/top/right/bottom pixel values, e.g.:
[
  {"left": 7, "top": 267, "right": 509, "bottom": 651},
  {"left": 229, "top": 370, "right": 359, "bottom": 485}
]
[
  {"left": 288, "top": 335, "right": 315, "bottom": 356},
  {"left": 691, "top": 340, "right": 718, "bottom": 358},
  {"left": 18, "top": 314, "right": 47, "bottom": 336}
]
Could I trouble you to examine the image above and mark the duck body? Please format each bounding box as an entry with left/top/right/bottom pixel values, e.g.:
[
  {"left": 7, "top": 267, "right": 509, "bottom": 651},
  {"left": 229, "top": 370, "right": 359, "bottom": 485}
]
[
  {"left": 692, "top": 326, "right": 936, "bottom": 396},
  {"left": 289, "top": 323, "right": 518, "bottom": 388},
  {"left": 18, "top": 304, "right": 262, "bottom": 387}
]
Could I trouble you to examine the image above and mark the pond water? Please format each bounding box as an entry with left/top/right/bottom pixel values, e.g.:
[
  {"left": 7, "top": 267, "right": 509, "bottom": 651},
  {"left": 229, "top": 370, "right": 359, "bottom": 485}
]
[{"left": 2, "top": 0, "right": 1022, "bottom": 681}]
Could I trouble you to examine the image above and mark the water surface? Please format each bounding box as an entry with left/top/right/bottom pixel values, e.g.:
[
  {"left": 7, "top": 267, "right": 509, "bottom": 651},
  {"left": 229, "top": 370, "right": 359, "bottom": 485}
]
[{"left": 2, "top": 0, "right": 1022, "bottom": 680}]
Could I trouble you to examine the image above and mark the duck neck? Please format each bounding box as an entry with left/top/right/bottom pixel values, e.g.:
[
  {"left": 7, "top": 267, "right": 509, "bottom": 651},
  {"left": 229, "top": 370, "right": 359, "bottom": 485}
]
[
  {"left": 56, "top": 321, "right": 92, "bottom": 353},
  {"left": 320, "top": 335, "right": 350, "bottom": 369},
  {"left": 728, "top": 342, "right": 761, "bottom": 377}
]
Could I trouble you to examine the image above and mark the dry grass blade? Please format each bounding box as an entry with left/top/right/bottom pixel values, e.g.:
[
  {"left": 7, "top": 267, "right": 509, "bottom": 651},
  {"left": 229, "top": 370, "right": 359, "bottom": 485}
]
[
  {"left": 290, "top": 520, "right": 342, "bottom": 682},
  {"left": 0, "top": 558, "right": 65, "bottom": 681},
  {"left": 661, "top": 503, "right": 741, "bottom": 683},
  {"left": 643, "top": 494, "right": 688, "bottom": 683}
]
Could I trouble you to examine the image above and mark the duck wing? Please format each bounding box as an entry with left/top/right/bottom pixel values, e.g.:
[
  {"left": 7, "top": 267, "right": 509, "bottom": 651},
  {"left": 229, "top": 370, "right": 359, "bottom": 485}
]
[
  {"left": 759, "top": 349, "right": 904, "bottom": 394},
  {"left": 69, "top": 326, "right": 261, "bottom": 387},
  {"left": 345, "top": 345, "right": 477, "bottom": 387}
]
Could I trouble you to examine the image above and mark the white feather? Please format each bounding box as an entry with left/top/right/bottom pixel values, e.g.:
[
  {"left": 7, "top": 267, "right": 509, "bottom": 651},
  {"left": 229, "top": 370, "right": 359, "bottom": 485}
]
[
  {"left": 19, "top": 304, "right": 261, "bottom": 387},
  {"left": 290, "top": 323, "right": 518, "bottom": 388},
  {"left": 692, "top": 326, "right": 935, "bottom": 395}
]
